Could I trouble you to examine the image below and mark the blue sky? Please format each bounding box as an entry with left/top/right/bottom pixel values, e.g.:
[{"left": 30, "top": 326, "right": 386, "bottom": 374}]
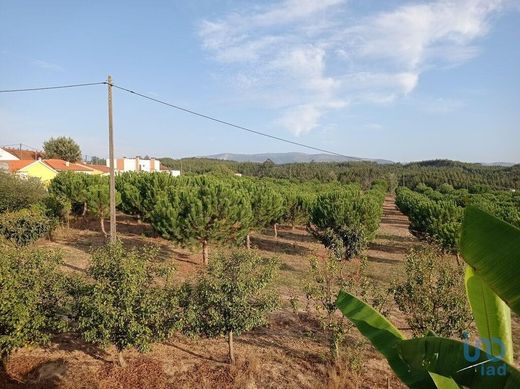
[{"left": 0, "top": 0, "right": 519, "bottom": 163}]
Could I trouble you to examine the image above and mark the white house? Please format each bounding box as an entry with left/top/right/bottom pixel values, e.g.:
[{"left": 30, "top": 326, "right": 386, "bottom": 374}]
[
  {"left": 106, "top": 157, "right": 161, "bottom": 173},
  {"left": 0, "top": 147, "right": 20, "bottom": 161}
]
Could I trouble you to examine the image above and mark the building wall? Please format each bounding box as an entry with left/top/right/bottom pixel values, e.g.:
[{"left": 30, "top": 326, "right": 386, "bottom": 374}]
[
  {"left": 0, "top": 148, "right": 19, "bottom": 161},
  {"left": 18, "top": 162, "right": 56, "bottom": 183},
  {"left": 107, "top": 157, "right": 161, "bottom": 173}
]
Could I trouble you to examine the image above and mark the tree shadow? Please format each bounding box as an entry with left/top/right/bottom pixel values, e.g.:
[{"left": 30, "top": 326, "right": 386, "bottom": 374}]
[
  {"left": 251, "top": 236, "right": 311, "bottom": 256},
  {"left": 164, "top": 339, "right": 227, "bottom": 364},
  {"left": 276, "top": 230, "right": 317, "bottom": 243},
  {"left": 368, "top": 242, "right": 409, "bottom": 255},
  {"left": 366, "top": 255, "right": 401, "bottom": 265},
  {"left": 51, "top": 333, "right": 111, "bottom": 363}
]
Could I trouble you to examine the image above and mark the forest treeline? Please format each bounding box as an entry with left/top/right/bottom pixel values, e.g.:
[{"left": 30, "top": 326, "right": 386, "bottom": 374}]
[{"left": 160, "top": 157, "right": 520, "bottom": 190}]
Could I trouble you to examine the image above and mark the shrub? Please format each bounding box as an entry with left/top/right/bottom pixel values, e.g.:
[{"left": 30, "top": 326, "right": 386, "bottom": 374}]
[
  {"left": 71, "top": 242, "right": 174, "bottom": 367},
  {"left": 0, "top": 245, "right": 67, "bottom": 370},
  {"left": 179, "top": 249, "right": 279, "bottom": 364},
  {"left": 391, "top": 246, "right": 472, "bottom": 338},
  {"left": 0, "top": 172, "right": 46, "bottom": 213},
  {"left": 0, "top": 207, "right": 55, "bottom": 246}
]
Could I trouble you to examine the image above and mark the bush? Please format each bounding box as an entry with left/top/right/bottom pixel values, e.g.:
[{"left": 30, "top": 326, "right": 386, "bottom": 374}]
[
  {"left": 391, "top": 246, "right": 472, "bottom": 338},
  {"left": 0, "top": 245, "right": 67, "bottom": 369},
  {"left": 0, "top": 207, "right": 55, "bottom": 246},
  {"left": 71, "top": 242, "right": 174, "bottom": 367},
  {"left": 0, "top": 172, "right": 46, "bottom": 213},
  {"left": 179, "top": 249, "right": 279, "bottom": 364}
]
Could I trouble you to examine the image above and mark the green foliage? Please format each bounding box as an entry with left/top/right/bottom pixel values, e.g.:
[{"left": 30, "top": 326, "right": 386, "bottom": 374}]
[
  {"left": 392, "top": 247, "right": 472, "bottom": 338},
  {"left": 0, "top": 245, "right": 67, "bottom": 363},
  {"left": 460, "top": 206, "right": 520, "bottom": 316},
  {"left": 49, "top": 171, "right": 93, "bottom": 214},
  {"left": 0, "top": 207, "right": 55, "bottom": 246},
  {"left": 305, "top": 256, "right": 389, "bottom": 361},
  {"left": 0, "top": 172, "right": 46, "bottom": 213},
  {"left": 308, "top": 184, "right": 384, "bottom": 260},
  {"left": 336, "top": 291, "right": 442, "bottom": 388},
  {"left": 43, "top": 136, "right": 82, "bottom": 162},
  {"left": 72, "top": 242, "right": 173, "bottom": 364},
  {"left": 248, "top": 182, "right": 285, "bottom": 230},
  {"left": 151, "top": 176, "right": 252, "bottom": 263},
  {"left": 179, "top": 249, "right": 278, "bottom": 362},
  {"left": 337, "top": 206, "right": 520, "bottom": 388},
  {"left": 41, "top": 194, "right": 72, "bottom": 226},
  {"left": 398, "top": 337, "right": 520, "bottom": 388}
]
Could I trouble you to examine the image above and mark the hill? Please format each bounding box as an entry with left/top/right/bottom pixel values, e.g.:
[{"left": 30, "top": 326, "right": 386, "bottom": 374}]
[{"left": 204, "top": 152, "right": 393, "bottom": 164}]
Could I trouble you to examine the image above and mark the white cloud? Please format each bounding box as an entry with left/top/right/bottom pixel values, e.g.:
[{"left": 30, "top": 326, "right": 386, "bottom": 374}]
[
  {"left": 33, "top": 59, "right": 64, "bottom": 72},
  {"left": 198, "top": 0, "right": 508, "bottom": 135}
]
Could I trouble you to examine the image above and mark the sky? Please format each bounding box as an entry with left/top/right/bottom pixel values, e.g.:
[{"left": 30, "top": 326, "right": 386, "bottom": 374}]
[{"left": 0, "top": 0, "right": 519, "bottom": 163}]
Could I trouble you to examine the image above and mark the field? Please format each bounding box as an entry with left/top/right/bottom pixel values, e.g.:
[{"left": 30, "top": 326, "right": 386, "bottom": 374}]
[
  {"left": 2, "top": 168, "right": 520, "bottom": 389},
  {"left": 2, "top": 196, "right": 423, "bottom": 388}
]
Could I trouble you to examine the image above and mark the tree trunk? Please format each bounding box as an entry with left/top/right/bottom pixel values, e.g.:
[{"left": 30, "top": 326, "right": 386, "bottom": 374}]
[
  {"left": 456, "top": 252, "right": 461, "bottom": 266},
  {"left": 118, "top": 350, "right": 127, "bottom": 368},
  {"left": 100, "top": 217, "right": 107, "bottom": 237},
  {"left": 274, "top": 223, "right": 278, "bottom": 238},
  {"left": 228, "top": 330, "right": 235, "bottom": 365},
  {"left": 82, "top": 202, "right": 88, "bottom": 216},
  {"left": 246, "top": 233, "right": 251, "bottom": 250},
  {"left": 202, "top": 240, "right": 209, "bottom": 265},
  {"left": 66, "top": 213, "right": 70, "bottom": 229}
]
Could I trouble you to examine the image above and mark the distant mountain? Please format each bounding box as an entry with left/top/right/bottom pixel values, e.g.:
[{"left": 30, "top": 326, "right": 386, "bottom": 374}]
[{"left": 204, "top": 152, "right": 393, "bottom": 165}]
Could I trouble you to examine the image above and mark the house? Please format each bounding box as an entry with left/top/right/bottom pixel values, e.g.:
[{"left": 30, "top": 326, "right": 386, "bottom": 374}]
[
  {"left": 6, "top": 160, "right": 57, "bottom": 183},
  {"left": 0, "top": 147, "right": 20, "bottom": 161},
  {"left": 106, "top": 157, "right": 161, "bottom": 173},
  {"left": 6, "top": 159, "right": 102, "bottom": 183},
  {"left": 2, "top": 147, "right": 43, "bottom": 160},
  {"left": 44, "top": 159, "right": 97, "bottom": 174},
  {"left": 82, "top": 164, "right": 110, "bottom": 175}
]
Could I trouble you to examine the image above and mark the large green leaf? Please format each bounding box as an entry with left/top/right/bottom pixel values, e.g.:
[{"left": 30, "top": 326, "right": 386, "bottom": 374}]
[
  {"left": 465, "top": 265, "right": 513, "bottom": 363},
  {"left": 398, "top": 337, "right": 520, "bottom": 389},
  {"left": 336, "top": 290, "right": 440, "bottom": 388},
  {"left": 460, "top": 206, "right": 520, "bottom": 315}
]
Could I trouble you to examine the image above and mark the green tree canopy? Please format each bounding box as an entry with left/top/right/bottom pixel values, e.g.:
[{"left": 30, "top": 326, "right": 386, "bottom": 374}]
[{"left": 43, "top": 136, "right": 82, "bottom": 162}]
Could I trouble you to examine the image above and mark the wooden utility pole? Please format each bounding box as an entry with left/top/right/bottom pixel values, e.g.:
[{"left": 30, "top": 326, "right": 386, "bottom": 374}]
[{"left": 107, "top": 75, "right": 117, "bottom": 243}]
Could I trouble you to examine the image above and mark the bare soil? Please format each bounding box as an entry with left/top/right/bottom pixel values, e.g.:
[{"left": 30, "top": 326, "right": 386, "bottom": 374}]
[{"left": 3, "top": 196, "right": 517, "bottom": 388}]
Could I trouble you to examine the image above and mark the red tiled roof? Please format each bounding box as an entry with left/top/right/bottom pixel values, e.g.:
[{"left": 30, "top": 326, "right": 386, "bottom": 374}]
[
  {"left": 4, "top": 148, "right": 43, "bottom": 160},
  {"left": 44, "top": 159, "right": 93, "bottom": 172},
  {"left": 84, "top": 164, "right": 110, "bottom": 173},
  {"left": 6, "top": 160, "right": 37, "bottom": 172}
]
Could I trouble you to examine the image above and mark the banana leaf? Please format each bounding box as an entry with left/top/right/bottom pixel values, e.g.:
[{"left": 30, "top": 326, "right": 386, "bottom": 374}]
[
  {"left": 460, "top": 206, "right": 520, "bottom": 316},
  {"left": 398, "top": 336, "right": 520, "bottom": 389},
  {"left": 465, "top": 265, "right": 513, "bottom": 363},
  {"left": 336, "top": 290, "right": 457, "bottom": 388}
]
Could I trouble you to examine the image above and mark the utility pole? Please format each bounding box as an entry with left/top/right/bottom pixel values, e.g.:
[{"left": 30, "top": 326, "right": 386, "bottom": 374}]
[{"left": 107, "top": 75, "right": 117, "bottom": 243}]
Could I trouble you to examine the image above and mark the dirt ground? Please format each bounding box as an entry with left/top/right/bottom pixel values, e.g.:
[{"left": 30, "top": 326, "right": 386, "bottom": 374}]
[{"left": 2, "top": 196, "right": 518, "bottom": 388}]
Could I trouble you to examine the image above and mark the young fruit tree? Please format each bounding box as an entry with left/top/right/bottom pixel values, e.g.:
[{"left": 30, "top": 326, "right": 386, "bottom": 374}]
[
  {"left": 85, "top": 184, "right": 121, "bottom": 236},
  {"left": 71, "top": 242, "right": 173, "bottom": 367},
  {"left": 179, "top": 249, "right": 279, "bottom": 364},
  {"left": 151, "top": 177, "right": 252, "bottom": 264},
  {"left": 0, "top": 245, "right": 67, "bottom": 373}
]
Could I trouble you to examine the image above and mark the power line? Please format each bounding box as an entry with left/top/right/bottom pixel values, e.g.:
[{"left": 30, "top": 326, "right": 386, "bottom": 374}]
[
  {"left": 110, "top": 83, "right": 348, "bottom": 158},
  {"left": 1, "top": 79, "right": 349, "bottom": 158},
  {"left": 0, "top": 82, "right": 106, "bottom": 93}
]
